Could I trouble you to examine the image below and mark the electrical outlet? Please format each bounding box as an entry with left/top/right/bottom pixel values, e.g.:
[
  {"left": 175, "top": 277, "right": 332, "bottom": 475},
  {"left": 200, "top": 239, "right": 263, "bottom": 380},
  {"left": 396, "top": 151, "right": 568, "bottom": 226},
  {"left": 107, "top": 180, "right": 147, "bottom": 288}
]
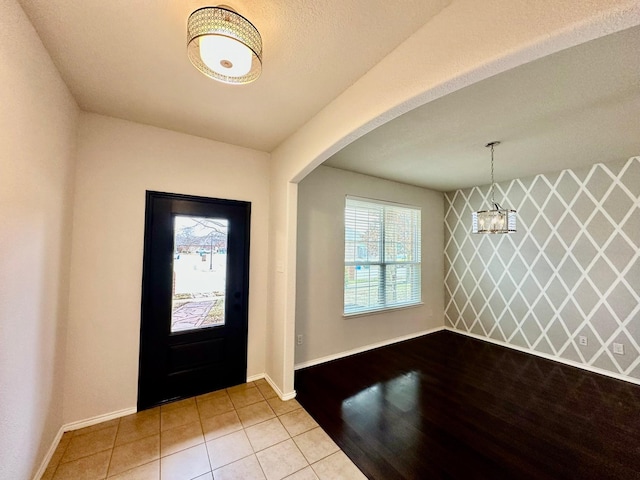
[
  {"left": 297, "top": 334, "right": 303, "bottom": 345},
  {"left": 613, "top": 343, "right": 624, "bottom": 355},
  {"left": 578, "top": 336, "right": 587, "bottom": 346}
]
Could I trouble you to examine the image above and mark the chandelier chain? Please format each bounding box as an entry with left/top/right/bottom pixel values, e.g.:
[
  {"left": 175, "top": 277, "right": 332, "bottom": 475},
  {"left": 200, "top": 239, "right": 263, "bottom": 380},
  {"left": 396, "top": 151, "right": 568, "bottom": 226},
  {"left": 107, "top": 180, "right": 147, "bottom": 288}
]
[{"left": 490, "top": 143, "right": 495, "bottom": 205}]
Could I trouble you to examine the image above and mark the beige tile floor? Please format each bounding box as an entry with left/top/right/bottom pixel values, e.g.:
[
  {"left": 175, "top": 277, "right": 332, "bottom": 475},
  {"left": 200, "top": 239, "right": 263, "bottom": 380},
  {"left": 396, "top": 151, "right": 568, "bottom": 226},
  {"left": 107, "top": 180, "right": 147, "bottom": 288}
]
[{"left": 42, "top": 379, "right": 367, "bottom": 480}]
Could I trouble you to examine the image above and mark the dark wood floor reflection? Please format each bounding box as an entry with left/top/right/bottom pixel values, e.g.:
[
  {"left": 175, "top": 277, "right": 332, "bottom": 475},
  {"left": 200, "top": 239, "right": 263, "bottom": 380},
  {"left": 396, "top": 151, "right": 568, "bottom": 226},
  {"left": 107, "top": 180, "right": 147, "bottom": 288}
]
[{"left": 295, "top": 331, "right": 640, "bottom": 480}]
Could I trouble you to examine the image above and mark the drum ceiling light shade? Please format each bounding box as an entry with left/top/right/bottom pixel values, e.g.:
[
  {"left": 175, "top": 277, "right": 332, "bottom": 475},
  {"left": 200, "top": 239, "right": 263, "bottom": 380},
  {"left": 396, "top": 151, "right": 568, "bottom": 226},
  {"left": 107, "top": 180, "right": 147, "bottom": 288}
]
[
  {"left": 472, "top": 141, "right": 517, "bottom": 234},
  {"left": 187, "top": 6, "right": 262, "bottom": 85}
]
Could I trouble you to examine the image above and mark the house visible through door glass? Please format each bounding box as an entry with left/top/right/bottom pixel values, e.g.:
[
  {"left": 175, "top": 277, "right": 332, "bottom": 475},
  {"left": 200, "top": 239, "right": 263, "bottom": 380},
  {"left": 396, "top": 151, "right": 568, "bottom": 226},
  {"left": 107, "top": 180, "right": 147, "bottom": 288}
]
[{"left": 172, "top": 216, "right": 228, "bottom": 332}]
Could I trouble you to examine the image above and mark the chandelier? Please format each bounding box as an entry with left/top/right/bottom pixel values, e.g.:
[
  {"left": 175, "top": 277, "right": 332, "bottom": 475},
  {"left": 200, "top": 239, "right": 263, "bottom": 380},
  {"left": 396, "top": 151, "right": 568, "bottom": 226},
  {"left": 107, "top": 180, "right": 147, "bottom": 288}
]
[
  {"left": 187, "top": 6, "right": 262, "bottom": 85},
  {"left": 472, "top": 141, "right": 517, "bottom": 234}
]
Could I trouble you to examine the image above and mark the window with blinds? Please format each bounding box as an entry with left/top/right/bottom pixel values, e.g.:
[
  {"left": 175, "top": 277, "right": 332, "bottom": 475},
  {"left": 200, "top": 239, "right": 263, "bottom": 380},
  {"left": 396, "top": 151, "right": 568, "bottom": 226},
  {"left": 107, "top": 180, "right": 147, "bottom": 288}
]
[{"left": 344, "top": 196, "right": 421, "bottom": 316}]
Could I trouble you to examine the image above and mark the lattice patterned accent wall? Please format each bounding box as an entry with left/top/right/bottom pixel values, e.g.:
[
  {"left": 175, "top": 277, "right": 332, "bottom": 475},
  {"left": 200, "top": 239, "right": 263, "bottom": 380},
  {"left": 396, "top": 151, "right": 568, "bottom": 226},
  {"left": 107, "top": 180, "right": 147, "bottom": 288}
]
[{"left": 444, "top": 157, "right": 640, "bottom": 381}]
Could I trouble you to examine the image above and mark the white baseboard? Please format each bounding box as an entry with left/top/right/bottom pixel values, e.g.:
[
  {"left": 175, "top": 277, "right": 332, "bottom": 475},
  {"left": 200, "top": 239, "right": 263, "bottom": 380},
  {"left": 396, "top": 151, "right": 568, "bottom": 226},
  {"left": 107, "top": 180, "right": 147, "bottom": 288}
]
[
  {"left": 33, "top": 426, "right": 64, "bottom": 480},
  {"left": 246, "top": 373, "right": 265, "bottom": 383},
  {"left": 63, "top": 406, "right": 137, "bottom": 433},
  {"left": 294, "top": 326, "right": 446, "bottom": 370},
  {"left": 264, "top": 373, "right": 297, "bottom": 400},
  {"left": 249, "top": 372, "right": 297, "bottom": 400},
  {"left": 37, "top": 326, "right": 635, "bottom": 478},
  {"left": 34, "top": 406, "right": 137, "bottom": 479},
  {"left": 446, "top": 327, "right": 640, "bottom": 386},
  {"left": 34, "top": 372, "right": 301, "bottom": 479}
]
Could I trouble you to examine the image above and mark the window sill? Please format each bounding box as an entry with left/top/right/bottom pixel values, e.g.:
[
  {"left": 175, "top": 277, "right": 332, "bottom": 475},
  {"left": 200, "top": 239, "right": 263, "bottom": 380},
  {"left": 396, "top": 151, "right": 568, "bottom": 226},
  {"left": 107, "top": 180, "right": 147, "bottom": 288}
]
[{"left": 343, "top": 302, "right": 424, "bottom": 319}]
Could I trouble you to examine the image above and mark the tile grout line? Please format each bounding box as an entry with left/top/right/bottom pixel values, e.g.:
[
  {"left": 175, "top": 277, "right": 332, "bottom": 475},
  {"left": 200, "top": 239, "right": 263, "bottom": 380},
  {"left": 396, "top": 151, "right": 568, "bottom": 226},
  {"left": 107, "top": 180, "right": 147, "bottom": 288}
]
[
  {"left": 199, "top": 402, "right": 214, "bottom": 479},
  {"left": 203, "top": 386, "right": 307, "bottom": 479},
  {"left": 54, "top": 423, "right": 122, "bottom": 479},
  {"left": 104, "top": 418, "right": 120, "bottom": 479},
  {"left": 47, "top": 382, "right": 345, "bottom": 480}
]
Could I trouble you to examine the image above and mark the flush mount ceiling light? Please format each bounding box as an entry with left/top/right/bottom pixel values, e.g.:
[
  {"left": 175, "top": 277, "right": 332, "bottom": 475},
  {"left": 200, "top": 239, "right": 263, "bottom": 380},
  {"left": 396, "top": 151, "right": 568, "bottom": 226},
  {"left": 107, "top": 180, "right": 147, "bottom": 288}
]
[
  {"left": 472, "top": 141, "right": 517, "bottom": 234},
  {"left": 187, "top": 5, "right": 262, "bottom": 84}
]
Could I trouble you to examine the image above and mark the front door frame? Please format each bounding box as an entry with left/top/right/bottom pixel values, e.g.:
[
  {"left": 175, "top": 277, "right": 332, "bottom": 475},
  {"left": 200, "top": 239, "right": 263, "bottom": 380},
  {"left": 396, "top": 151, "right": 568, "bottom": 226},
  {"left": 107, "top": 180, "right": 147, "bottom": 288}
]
[{"left": 137, "top": 190, "right": 251, "bottom": 410}]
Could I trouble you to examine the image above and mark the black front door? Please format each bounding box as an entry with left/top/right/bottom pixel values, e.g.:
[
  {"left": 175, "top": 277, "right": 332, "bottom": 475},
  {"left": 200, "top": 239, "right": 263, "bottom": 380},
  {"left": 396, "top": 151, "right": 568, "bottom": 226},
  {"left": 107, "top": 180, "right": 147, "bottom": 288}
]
[{"left": 138, "top": 191, "right": 250, "bottom": 410}]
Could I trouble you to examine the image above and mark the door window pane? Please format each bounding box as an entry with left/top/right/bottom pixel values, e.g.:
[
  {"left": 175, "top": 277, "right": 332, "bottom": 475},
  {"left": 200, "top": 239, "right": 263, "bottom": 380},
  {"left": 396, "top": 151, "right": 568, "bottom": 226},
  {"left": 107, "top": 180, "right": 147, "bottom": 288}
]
[{"left": 171, "top": 216, "right": 228, "bottom": 332}]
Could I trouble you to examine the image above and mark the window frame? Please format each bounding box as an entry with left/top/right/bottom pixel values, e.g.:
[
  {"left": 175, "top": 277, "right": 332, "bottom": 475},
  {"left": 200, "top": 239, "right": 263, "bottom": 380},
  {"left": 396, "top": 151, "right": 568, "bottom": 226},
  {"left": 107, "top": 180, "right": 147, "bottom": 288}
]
[{"left": 343, "top": 196, "right": 422, "bottom": 317}]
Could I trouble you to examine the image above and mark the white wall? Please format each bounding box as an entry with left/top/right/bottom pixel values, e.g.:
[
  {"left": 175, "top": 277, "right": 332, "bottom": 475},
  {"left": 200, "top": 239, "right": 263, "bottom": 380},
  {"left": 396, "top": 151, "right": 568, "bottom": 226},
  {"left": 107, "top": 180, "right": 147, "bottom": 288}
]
[
  {"left": 296, "top": 166, "right": 444, "bottom": 365},
  {"left": 268, "top": 0, "right": 640, "bottom": 395},
  {"left": 64, "top": 113, "right": 270, "bottom": 424},
  {"left": 0, "top": 0, "right": 79, "bottom": 477}
]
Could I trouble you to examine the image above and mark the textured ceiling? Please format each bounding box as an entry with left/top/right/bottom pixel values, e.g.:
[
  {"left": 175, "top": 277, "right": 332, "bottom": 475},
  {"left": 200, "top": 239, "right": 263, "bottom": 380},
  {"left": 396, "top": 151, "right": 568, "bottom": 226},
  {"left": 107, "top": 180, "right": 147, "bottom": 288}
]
[
  {"left": 18, "top": 0, "right": 449, "bottom": 152},
  {"left": 325, "top": 25, "right": 640, "bottom": 192},
  {"left": 17, "top": 1, "right": 639, "bottom": 191}
]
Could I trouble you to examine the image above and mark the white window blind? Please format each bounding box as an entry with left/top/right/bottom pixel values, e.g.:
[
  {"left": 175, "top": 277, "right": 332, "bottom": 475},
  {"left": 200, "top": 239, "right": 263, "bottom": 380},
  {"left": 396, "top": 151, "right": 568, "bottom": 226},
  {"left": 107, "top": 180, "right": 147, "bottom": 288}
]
[{"left": 344, "top": 196, "right": 421, "bottom": 315}]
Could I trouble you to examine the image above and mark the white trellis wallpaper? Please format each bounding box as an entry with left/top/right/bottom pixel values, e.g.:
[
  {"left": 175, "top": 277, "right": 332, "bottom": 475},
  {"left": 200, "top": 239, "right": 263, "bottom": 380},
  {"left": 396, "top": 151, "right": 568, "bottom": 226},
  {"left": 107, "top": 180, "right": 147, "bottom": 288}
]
[{"left": 444, "top": 157, "right": 640, "bottom": 381}]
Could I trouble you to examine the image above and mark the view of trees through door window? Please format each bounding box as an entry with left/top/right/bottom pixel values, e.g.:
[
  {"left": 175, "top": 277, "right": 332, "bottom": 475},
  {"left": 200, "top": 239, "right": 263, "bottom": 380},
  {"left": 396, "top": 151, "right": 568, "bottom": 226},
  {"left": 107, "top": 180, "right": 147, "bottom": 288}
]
[{"left": 171, "top": 216, "right": 228, "bottom": 332}]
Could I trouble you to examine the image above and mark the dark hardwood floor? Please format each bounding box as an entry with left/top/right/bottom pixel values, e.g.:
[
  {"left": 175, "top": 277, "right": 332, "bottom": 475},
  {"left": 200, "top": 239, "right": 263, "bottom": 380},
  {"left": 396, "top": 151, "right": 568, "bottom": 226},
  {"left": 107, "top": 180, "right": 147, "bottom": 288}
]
[{"left": 295, "top": 331, "right": 640, "bottom": 480}]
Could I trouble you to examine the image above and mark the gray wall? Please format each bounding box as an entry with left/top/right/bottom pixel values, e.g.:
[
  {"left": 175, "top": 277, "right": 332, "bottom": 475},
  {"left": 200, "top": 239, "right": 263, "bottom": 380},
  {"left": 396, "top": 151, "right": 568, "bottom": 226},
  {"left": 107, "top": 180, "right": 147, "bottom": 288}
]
[
  {"left": 296, "top": 166, "right": 444, "bottom": 366},
  {"left": 445, "top": 157, "right": 640, "bottom": 381}
]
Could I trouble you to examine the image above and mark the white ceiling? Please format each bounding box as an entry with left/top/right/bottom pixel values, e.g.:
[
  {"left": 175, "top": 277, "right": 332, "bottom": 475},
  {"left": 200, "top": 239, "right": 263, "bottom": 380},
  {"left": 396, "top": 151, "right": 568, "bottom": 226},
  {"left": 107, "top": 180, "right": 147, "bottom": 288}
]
[
  {"left": 325, "top": 25, "right": 640, "bottom": 192},
  {"left": 18, "top": 0, "right": 449, "bottom": 152},
  {"left": 18, "top": 1, "right": 639, "bottom": 191}
]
